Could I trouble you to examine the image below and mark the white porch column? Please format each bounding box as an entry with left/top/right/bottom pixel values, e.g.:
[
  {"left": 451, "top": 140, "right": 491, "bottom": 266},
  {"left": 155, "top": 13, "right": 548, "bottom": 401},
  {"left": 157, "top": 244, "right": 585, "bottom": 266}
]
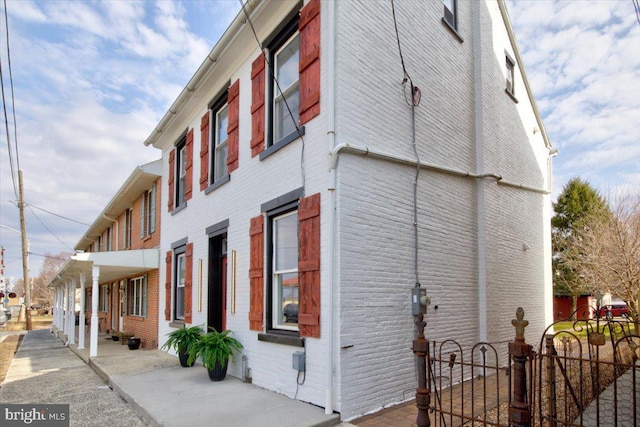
[
  {"left": 51, "top": 287, "right": 57, "bottom": 331},
  {"left": 58, "top": 286, "right": 64, "bottom": 331},
  {"left": 67, "top": 279, "right": 76, "bottom": 345},
  {"left": 90, "top": 265, "right": 100, "bottom": 357},
  {"left": 65, "top": 281, "right": 72, "bottom": 343},
  {"left": 55, "top": 287, "right": 61, "bottom": 330},
  {"left": 62, "top": 282, "right": 68, "bottom": 338},
  {"left": 78, "top": 273, "right": 86, "bottom": 349}
]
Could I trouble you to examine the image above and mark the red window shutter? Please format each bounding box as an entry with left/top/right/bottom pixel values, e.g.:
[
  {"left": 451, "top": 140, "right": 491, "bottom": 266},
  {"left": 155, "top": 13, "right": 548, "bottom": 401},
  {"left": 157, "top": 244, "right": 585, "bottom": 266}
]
[
  {"left": 250, "top": 55, "right": 265, "bottom": 157},
  {"left": 167, "top": 150, "right": 175, "bottom": 212},
  {"left": 200, "top": 112, "right": 210, "bottom": 191},
  {"left": 184, "top": 243, "right": 194, "bottom": 323},
  {"left": 185, "top": 129, "right": 194, "bottom": 201},
  {"left": 227, "top": 79, "right": 240, "bottom": 173},
  {"left": 299, "top": 0, "right": 321, "bottom": 125},
  {"left": 249, "top": 215, "right": 264, "bottom": 331},
  {"left": 165, "top": 250, "right": 172, "bottom": 321},
  {"left": 298, "top": 193, "right": 321, "bottom": 338}
]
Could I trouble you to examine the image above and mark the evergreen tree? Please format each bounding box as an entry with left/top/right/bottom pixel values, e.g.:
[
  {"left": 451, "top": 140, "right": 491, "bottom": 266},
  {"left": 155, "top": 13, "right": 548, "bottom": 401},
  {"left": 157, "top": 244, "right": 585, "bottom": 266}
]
[{"left": 551, "top": 178, "right": 610, "bottom": 318}]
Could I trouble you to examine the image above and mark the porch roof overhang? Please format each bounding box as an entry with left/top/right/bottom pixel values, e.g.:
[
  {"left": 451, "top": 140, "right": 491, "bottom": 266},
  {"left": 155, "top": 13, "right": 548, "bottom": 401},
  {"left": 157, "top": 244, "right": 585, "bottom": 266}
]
[{"left": 47, "top": 248, "right": 160, "bottom": 288}]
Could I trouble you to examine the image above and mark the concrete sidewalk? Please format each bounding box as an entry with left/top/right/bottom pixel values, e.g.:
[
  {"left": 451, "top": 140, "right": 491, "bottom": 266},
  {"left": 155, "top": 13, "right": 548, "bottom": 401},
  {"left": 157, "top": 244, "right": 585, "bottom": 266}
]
[{"left": 2, "top": 330, "right": 344, "bottom": 427}]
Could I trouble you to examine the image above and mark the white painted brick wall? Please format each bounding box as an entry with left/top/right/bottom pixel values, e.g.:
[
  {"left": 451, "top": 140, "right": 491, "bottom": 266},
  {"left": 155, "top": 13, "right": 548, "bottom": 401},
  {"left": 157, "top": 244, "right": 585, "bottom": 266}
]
[
  {"left": 150, "top": 0, "right": 551, "bottom": 421},
  {"left": 333, "top": 0, "right": 551, "bottom": 420}
]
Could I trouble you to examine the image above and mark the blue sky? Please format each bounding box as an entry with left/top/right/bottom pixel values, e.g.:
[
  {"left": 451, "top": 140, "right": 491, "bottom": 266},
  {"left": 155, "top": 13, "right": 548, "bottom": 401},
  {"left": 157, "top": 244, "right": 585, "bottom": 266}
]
[{"left": 0, "top": 0, "right": 638, "bottom": 285}]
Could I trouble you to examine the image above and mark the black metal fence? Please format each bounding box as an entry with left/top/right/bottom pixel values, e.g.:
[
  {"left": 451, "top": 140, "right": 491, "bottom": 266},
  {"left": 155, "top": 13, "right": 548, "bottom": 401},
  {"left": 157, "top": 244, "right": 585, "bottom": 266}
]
[{"left": 413, "top": 308, "right": 640, "bottom": 427}]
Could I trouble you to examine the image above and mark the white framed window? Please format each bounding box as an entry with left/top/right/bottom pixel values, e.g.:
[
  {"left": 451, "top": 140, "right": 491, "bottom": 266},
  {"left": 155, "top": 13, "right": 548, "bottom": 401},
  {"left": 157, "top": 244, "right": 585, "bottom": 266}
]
[
  {"left": 273, "top": 33, "right": 300, "bottom": 145},
  {"left": 105, "top": 227, "right": 112, "bottom": 251},
  {"left": 123, "top": 208, "right": 132, "bottom": 249},
  {"left": 443, "top": 0, "right": 457, "bottom": 30},
  {"left": 175, "top": 252, "right": 186, "bottom": 320},
  {"left": 128, "top": 276, "right": 147, "bottom": 317},
  {"left": 140, "top": 183, "right": 156, "bottom": 238},
  {"left": 98, "top": 285, "right": 109, "bottom": 312},
  {"left": 147, "top": 183, "right": 156, "bottom": 235},
  {"left": 214, "top": 104, "right": 229, "bottom": 182},
  {"left": 506, "top": 55, "right": 515, "bottom": 96},
  {"left": 271, "top": 210, "right": 299, "bottom": 331},
  {"left": 177, "top": 144, "right": 186, "bottom": 207},
  {"left": 140, "top": 192, "right": 147, "bottom": 239}
]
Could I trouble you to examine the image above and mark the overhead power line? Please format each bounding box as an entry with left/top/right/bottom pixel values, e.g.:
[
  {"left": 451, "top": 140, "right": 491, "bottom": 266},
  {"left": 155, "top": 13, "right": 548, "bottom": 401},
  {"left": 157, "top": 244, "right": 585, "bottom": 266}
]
[
  {"left": 27, "top": 206, "right": 75, "bottom": 252},
  {"left": 27, "top": 203, "right": 91, "bottom": 226}
]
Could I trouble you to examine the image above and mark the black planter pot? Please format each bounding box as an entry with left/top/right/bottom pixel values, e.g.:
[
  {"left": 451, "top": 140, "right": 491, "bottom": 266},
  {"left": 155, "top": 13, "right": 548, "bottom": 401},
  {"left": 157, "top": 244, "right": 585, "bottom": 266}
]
[
  {"left": 179, "top": 349, "right": 194, "bottom": 367},
  {"left": 111, "top": 335, "right": 119, "bottom": 342},
  {"left": 207, "top": 360, "right": 228, "bottom": 382},
  {"left": 127, "top": 337, "right": 141, "bottom": 350}
]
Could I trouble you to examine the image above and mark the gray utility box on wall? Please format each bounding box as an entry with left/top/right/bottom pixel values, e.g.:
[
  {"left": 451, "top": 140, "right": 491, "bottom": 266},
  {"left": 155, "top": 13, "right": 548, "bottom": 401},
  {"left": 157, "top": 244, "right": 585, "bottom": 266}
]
[{"left": 292, "top": 351, "right": 305, "bottom": 372}]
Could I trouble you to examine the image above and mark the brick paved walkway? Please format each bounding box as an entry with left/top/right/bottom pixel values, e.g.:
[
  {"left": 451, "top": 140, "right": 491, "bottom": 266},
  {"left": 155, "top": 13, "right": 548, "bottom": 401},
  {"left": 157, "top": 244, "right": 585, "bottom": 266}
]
[{"left": 352, "top": 372, "right": 510, "bottom": 427}]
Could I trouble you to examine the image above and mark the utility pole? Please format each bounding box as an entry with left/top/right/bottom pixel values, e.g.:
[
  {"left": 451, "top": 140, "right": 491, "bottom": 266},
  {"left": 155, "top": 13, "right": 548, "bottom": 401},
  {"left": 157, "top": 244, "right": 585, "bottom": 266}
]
[{"left": 18, "top": 170, "right": 32, "bottom": 330}]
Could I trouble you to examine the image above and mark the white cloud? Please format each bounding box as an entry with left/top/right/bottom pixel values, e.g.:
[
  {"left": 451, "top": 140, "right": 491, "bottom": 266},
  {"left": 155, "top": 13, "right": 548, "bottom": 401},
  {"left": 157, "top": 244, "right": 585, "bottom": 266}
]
[
  {"left": 6, "top": 0, "right": 47, "bottom": 22},
  {"left": 508, "top": 0, "right": 640, "bottom": 201}
]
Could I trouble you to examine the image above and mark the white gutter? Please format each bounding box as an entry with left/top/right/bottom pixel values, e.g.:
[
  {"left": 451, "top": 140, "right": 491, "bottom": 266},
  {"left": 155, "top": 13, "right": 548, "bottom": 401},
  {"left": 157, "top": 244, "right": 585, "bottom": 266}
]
[
  {"left": 472, "top": 0, "right": 487, "bottom": 343},
  {"left": 144, "top": 0, "right": 263, "bottom": 148},
  {"left": 103, "top": 214, "right": 119, "bottom": 251},
  {"left": 329, "top": 143, "right": 549, "bottom": 194},
  {"left": 325, "top": 0, "right": 336, "bottom": 415}
]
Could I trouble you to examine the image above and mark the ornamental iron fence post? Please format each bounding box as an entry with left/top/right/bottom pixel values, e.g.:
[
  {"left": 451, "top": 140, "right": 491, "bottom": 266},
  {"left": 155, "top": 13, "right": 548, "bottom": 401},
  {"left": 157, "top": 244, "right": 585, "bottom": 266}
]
[
  {"left": 413, "top": 312, "right": 430, "bottom": 427},
  {"left": 509, "top": 307, "right": 532, "bottom": 427}
]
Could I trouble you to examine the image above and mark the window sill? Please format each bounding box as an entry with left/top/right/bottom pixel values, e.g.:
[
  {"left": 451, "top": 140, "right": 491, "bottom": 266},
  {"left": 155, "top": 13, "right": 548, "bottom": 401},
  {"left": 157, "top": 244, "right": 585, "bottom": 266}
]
[
  {"left": 168, "top": 321, "right": 185, "bottom": 328},
  {"left": 259, "top": 126, "right": 305, "bottom": 161},
  {"left": 258, "top": 332, "right": 305, "bottom": 347},
  {"left": 204, "top": 174, "right": 231, "bottom": 195},
  {"left": 441, "top": 18, "right": 463, "bottom": 43},
  {"left": 505, "top": 89, "right": 519, "bottom": 103},
  {"left": 126, "top": 315, "right": 146, "bottom": 321},
  {"left": 170, "top": 203, "right": 188, "bottom": 216}
]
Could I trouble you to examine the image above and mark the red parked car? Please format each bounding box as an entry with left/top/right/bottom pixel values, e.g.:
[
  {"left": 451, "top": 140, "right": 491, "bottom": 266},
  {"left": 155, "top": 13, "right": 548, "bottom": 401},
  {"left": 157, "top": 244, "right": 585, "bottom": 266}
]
[{"left": 598, "top": 304, "right": 629, "bottom": 318}]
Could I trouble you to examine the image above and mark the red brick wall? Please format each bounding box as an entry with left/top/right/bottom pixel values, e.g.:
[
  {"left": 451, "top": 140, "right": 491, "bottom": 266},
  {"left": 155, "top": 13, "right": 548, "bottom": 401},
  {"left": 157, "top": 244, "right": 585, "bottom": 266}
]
[{"left": 122, "top": 269, "right": 160, "bottom": 349}]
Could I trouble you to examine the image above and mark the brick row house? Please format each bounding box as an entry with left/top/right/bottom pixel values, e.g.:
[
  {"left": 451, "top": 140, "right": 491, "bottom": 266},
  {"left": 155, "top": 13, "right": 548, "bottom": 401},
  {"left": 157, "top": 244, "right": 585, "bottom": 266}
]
[
  {"left": 49, "top": 160, "right": 162, "bottom": 356},
  {"left": 51, "top": 0, "right": 554, "bottom": 421}
]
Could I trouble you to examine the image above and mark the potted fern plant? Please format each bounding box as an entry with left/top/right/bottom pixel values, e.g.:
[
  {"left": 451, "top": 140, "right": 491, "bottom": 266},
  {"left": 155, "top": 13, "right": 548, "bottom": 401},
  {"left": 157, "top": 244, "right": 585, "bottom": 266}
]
[
  {"left": 188, "top": 328, "right": 243, "bottom": 381},
  {"left": 162, "top": 325, "right": 203, "bottom": 367}
]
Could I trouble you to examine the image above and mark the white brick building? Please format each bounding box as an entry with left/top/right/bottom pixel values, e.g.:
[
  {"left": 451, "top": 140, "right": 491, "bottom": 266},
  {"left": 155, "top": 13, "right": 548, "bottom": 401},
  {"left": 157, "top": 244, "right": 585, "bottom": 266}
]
[{"left": 146, "top": 0, "right": 553, "bottom": 420}]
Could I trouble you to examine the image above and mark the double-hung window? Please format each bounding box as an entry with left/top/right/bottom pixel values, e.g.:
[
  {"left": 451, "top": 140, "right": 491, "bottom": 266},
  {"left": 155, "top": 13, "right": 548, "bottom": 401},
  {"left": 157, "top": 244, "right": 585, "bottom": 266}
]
[
  {"left": 123, "top": 208, "right": 132, "bottom": 249},
  {"left": 443, "top": 0, "right": 457, "bottom": 30},
  {"left": 210, "top": 93, "right": 229, "bottom": 184},
  {"left": 98, "top": 285, "right": 109, "bottom": 312},
  {"left": 147, "top": 183, "right": 156, "bottom": 235},
  {"left": 140, "top": 184, "right": 156, "bottom": 238},
  {"left": 270, "top": 209, "right": 299, "bottom": 331},
  {"left": 505, "top": 54, "right": 515, "bottom": 97},
  {"left": 268, "top": 18, "right": 301, "bottom": 149},
  {"left": 105, "top": 227, "right": 112, "bottom": 251},
  {"left": 175, "top": 251, "right": 186, "bottom": 321},
  {"left": 176, "top": 141, "right": 187, "bottom": 208},
  {"left": 128, "top": 276, "right": 146, "bottom": 317},
  {"left": 140, "top": 192, "right": 147, "bottom": 239}
]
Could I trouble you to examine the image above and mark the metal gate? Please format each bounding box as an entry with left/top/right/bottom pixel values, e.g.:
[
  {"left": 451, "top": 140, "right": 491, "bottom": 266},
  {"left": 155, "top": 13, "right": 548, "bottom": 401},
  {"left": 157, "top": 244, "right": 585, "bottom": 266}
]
[{"left": 412, "top": 308, "right": 640, "bottom": 427}]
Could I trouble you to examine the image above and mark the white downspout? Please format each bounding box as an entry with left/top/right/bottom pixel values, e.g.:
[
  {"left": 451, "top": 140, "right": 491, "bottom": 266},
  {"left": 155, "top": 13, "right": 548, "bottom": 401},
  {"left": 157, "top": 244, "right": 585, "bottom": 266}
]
[
  {"left": 325, "top": 0, "right": 337, "bottom": 415},
  {"left": 471, "top": 0, "right": 487, "bottom": 343},
  {"left": 103, "top": 215, "right": 118, "bottom": 251}
]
